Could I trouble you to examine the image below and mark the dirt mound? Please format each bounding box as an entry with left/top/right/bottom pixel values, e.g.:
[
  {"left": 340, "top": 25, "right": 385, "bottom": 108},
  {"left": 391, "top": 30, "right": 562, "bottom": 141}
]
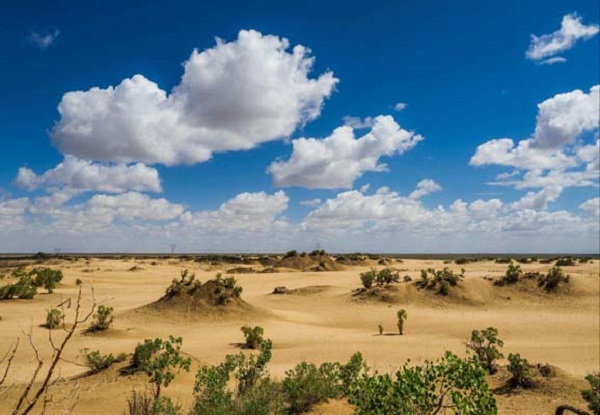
[
  {"left": 352, "top": 285, "right": 400, "bottom": 303},
  {"left": 276, "top": 255, "right": 343, "bottom": 272},
  {"left": 142, "top": 272, "right": 257, "bottom": 319}
]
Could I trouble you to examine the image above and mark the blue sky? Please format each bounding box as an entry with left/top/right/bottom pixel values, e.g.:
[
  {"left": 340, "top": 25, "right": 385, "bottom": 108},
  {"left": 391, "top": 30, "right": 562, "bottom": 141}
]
[{"left": 0, "top": 0, "right": 598, "bottom": 253}]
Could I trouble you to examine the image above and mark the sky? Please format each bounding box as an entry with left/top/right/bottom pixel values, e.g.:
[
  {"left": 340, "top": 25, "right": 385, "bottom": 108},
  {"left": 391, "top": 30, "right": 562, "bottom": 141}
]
[{"left": 0, "top": 0, "right": 599, "bottom": 253}]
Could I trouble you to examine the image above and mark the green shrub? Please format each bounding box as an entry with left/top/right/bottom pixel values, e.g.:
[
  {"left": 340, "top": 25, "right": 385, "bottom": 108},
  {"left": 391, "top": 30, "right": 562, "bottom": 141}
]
[
  {"left": 359, "top": 268, "right": 399, "bottom": 289},
  {"left": 495, "top": 264, "right": 522, "bottom": 286},
  {"left": 240, "top": 326, "right": 264, "bottom": 349},
  {"left": 360, "top": 270, "right": 376, "bottom": 289},
  {"left": 0, "top": 272, "right": 38, "bottom": 300},
  {"left": 45, "top": 308, "right": 64, "bottom": 329},
  {"left": 466, "top": 327, "right": 504, "bottom": 374},
  {"left": 88, "top": 305, "right": 114, "bottom": 332},
  {"left": 508, "top": 353, "right": 533, "bottom": 388},
  {"left": 30, "top": 268, "right": 64, "bottom": 293},
  {"left": 82, "top": 349, "right": 127, "bottom": 373},
  {"left": 283, "top": 250, "right": 298, "bottom": 259},
  {"left": 282, "top": 361, "right": 340, "bottom": 414},
  {"left": 349, "top": 352, "right": 497, "bottom": 415},
  {"left": 538, "top": 266, "right": 570, "bottom": 292},
  {"left": 126, "top": 390, "right": 182, "bottom": 415},
  {"left": 555, "top": 258, "right": 576, "bottom": 266},
  {"left": 397, "top": 309, "right": 407, "bottom": 335},
  {"left": 130, "top": 336, "right": 191, "bottom": 399},
  {"left": 415, "top": 268, "right": 464, "bottom": 295},
  {"left": 582, "top": 373, "right": 600, "bottom": 415}
]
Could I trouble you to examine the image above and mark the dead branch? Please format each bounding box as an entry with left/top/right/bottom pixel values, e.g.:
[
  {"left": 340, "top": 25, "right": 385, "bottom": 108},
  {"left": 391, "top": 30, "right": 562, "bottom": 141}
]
[
  {"left": 555, "top": 405, "right": 591, "bottom": 415},
  {"left": 0, "top": 338, "right": 20, "bottom": 386}
]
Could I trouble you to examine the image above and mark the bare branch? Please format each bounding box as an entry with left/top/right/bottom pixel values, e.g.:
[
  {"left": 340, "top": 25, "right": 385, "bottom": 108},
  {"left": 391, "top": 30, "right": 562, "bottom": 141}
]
[{"left": 0, "top": 338, "right": 20, "bottom": 386}]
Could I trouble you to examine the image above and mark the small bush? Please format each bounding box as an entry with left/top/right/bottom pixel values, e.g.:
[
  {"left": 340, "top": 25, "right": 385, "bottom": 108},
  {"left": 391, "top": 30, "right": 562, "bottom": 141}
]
[
  {"left": 45, "top": 308, "right": 64, "bottom": 329},
  {"left": 0, "top": 272, "right": 38, "bottom": 300},
  {"left": 360, "top": 270, "right": 376, "bottom": 289},
  {"left": 495, "top": 258, "right": 513, "bottom": 264},
  {"left": 494, "top": 264, "right": 522, "bottom": 286},
  {"left": 538, "top": 266, "right": 570, "bottom": 292},
  {"left": 555, "top": 258, "right": 576, "bottom": 266},
  {"left": 415, "top": 268, "right": 464, "bottom": 295},
  {"left": 359, "top": 268, "right": 400, "bottom": 289},
  {"left": 88, "top": 305, "right": 114, "bottom": 332},
  {"left": 30, "top": 268, "right": 64, "bottom": 293},
  {"left": 466, "top": 327, "right": 504, "bottom": 374},
  {"left": 397, "top": 309, "right": 407, "bottom": 335},
  {"left": 126, "top": 390, "right": 181, "bottom": 415},
  {"left": 282, "top": 361, "right": 340, "bottom": 414},
  {"left": 582, "top": 373, "right": 600, "bottom": 415},
  {"left": 283, "top": 250, "right": 298, "bottom": 259},
  {"left": 241, "top": 325, "right": 264, "bottom": 349},
  {"left": 508, "top": 353, "right": 533, "bottom": 388},
  {"left": 83, "top": 348, "right": 127, "bottom": 373},
  {"left": 455, "top": 257, "right": 471, "bottom": 265}
]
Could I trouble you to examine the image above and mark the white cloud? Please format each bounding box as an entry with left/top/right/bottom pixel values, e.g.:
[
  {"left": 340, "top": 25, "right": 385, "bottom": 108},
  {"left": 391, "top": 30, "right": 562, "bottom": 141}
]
[
  {"left": 511, "top": 186, "right": 563, "bottom": 210},
  {"left": 470, "top": 85, "right": 600, "bottom": 190},
  {"left": 268, "top": 115, "right": 423, "bottom": 189},
  {"left": 0, "top": 197, "right": 29, "bottom": 231},
  {"left": 538, "top": 56, "right": 567, "bottom": 65},
  {"left": 393, "top": 102, "right": 407, "bottom": 111},
  {"left": 409, "top": 179, "right": 442, "bottom": 200},
  {"left": 51, "top": 30, "right": 338, "bottom": 166},
  {"left": 16, "top": 156, "right": 161, "bottom": 194},
  {"left": 342, "top": 116, "right": 375, "bottom": 129},
  {"left": 299, "top": 198, "right": 322, "bottom": 207},
  {"left": 580, "top": 197, "right": 600, "bottom": 217},
  {"left": 86, "top": 192, "right": 184, "bottom": 221},
  {"left": 181, "top": 190, "right": 289, "bottom": 233},
  {"left": 29, "top": 29, "right": 60, "bottom": 49},
  {"left": 526, "top": 13, "right": 599, "bottom": 61},
  {"left": 532, "top": 85, "right": 599, "bottom": 149}
]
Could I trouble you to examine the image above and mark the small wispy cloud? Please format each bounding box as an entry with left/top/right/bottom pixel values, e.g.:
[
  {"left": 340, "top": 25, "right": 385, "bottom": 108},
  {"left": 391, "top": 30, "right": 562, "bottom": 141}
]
[
  {"left": 538, "top": 56, "right": 567, "bottom": 65},
  {"left": 299, "top": 198, "right": 322, "bottom": 207},
  {"left": 393, "top": 102, "right": 407, "bottom": 111},
  {"left": 28, "top": 29, "right": 60, "bottom": 49},
  {"left": 526, "top": 13, "right": 598, "bottom": 62},
  {"left": 342, "top": 116, "right": 375, "bottom": 129}
]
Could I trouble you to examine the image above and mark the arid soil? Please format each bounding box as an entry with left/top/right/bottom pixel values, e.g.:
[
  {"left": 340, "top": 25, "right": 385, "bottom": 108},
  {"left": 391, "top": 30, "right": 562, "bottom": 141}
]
[{"left": 0, "top": 256, "right": 598, "bottom": 414}]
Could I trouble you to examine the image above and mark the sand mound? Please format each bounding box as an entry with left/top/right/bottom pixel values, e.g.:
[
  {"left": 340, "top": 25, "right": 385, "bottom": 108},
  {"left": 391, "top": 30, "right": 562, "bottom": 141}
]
[
  {"left": 140, "top": 272, "right": 258, "bottom": 319},
  {"left": 276, "top": 255, "right": 343, "bottom": 271}
]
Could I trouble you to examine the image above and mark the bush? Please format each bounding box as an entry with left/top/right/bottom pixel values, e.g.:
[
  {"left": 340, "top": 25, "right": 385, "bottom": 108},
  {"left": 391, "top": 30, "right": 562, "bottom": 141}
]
[
  {"left": 130, "top": 336, "right": 191, "bottom": 399},
  {"left": 359, "top": 268, "right": 400, "bottom": 289},
  {"left": 582, "top": 373, "right": 600, "bottom": 415},
  {"left": 241, "top": 325, "right": 264, "bottom": 349},
  {"left": 397, "top": 309, "right": 407, "bottom": 335},
  {"left": 555, "top": 258, "right": 576, "bottom": 266},
  {"left": 349, "top": 352, "right": 497, "bottom": 415},
  {"left": 538, "top": 266, "right": 570, "bottom": 292},
  {"left": 495, "top": 264, "right": 522, "bottom": 286},
  {"left": 466, "top": 327, "right": 504, "bottom": 374},
  {"left": 495, "top": 258, "right": 513, "bottom": 264},
  {"left": 508, "top": 353, "right": 533, "bottom": 388},
  {"left": 282, "top": 361, "right": 341, "bottom": 414},
  {"left": 30, "top": 268, "right": 64, "bottom": 293},
  {"left": 283, "top": 250, "right": 298, "bottom": 259},
  {"left": 415, "top": 268, "right": 464, "bottom": 295},
  {"left": 0, "top": 272, "right": 38, "bottom": 300},
  {"left": 88, "top": 305, "right": 114, "bottom": 332},
  {"left": 455, "top": 257, "right": 471, "bottom": 265},
  {"left": 126, "top": 390, "right": 182, "bottom": 415},
  {"left": 82, "top": 349, "right": 127, "bottom": 373},
  {"left": 45, "top": 308, "right": 64, "bottom": 329}
]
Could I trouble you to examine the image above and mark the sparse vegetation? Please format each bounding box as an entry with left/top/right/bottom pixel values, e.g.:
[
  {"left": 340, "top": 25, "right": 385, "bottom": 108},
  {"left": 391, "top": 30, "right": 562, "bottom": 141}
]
[
  {"left": 555, "top": 258, "right": 576, "bottom": 266},
  {"left": 507, "top": 353, "right": 533, "bottom": 388},
  {"left": 415, "top": 267, "right": 464, "bottom": 295},
  {"left": 45, "top": 308, "right": 64, "bottom": 329},
  {"left": 241, "top": 325, "right": 265, "bottom": 349},
  {"left": 466, "top": 327, "right": 504, "bottom": 374},
  {"left": 82, "top": 349, "right": 127, "bottom": 374},
  {"left": 397, "top": 309, "right": 407, "bottom": 335},
  {"left": 538, "top": 266, "right": 570, "bottom": 292},
  {"left": 88, "top": 305, "right": 114, "bottom": 332},
  {"left": 495, "top": 264, "right": 523, "bottom": 286},
  {"left": 582, "top": 373, "right": 600, "bottom": 415},
  {"left": 349, "top": 352, "right": 497, "bottom": 415},
  {"left": 359, "top": 268, "right": 400, "bottom": 289}
]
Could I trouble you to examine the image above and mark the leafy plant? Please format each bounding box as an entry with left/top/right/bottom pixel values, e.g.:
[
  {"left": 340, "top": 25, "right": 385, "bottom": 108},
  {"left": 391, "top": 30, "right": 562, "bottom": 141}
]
[
  {"left": 349, "top": 352, "right": 497, "bottom": 415},
  {"left": 282, "top": 361, "right": 341, "bottom": 414},
  {"left": 240, "top": 326, "right": 265, "bottom": 350},
  {"left": 0, "top": 272, "right": 38, "bottom": 300},
  {"left": 495, "top": 264, "right": 522, "bottom": 286},
  {"left": 507, "top": 353, "right": 533, "bottom": 388},
  {"left": 30, "top": 268, "right": 64, "bottom": 293},
  {"left": 82, "top": 348, "right": 127, "bottom": 373},
  {"left": 538, "top": 266, "right": 570, "bottom": 292},
  {"left": 582, "top": 373, "right": 600, "bottom": 414},
  {"left": 130, "top": 336, "right": 191, "bottom": 399},
  {"left": 415, "top": 268, "right": 464, "bottom": 295},
  {"left": 88, "top": 305, "right": 114, "bottom": 332},
  {"left": 45, "top": 308, "right": 64, "bottom": 329},
  {"left": 359, "top": 268, "right": 400, "bottom": 289},
  {"left": 466, "top": 327, "right": 504, "bottom": 374},
  {"left": 396, "top": 309, "right": 407, "bottom": 335}
]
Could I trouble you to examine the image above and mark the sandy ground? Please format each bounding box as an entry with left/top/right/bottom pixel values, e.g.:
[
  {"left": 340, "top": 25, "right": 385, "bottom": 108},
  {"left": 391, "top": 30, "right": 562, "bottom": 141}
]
[{"left": 0, "top": 257, "right": 598, "bottom": 414}]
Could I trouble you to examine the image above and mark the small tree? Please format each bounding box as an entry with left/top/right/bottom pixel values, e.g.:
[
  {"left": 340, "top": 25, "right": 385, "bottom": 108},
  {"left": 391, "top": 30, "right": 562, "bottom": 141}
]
[
  {"left": 31, "top": 268, "right": 64, "bottom": 293},
  {"left": 508, "top": 353, "right": 533, "bottom": 388},
  {"left": 88, "top": 305, "right": 114, "bottom": 332},
  {"left": 360, "top": 270, "right": 376, "bottom": 289},
  {"left": 466, "top": 327, "right": 504, "bottom": 374},
  {"left": 504, "top": 264, "right": 522, "bottom": 284},
  {"left": 131, "top": 336, "right": 191, "bottom": 400},
  {"left": 241, "top": 326, "right": 264, "bottom": 349},
  {"left": 45, "top": 308, "right": 64, "bottom": 329},
  {"left": 397, "top": 309, "right": 407, "bottom": 335}
]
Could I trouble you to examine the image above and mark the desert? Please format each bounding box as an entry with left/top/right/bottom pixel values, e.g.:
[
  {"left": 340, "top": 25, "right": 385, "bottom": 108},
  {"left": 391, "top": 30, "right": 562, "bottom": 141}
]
[{"left": 0, "top": 253, "right": 598, "bottom": 414}]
